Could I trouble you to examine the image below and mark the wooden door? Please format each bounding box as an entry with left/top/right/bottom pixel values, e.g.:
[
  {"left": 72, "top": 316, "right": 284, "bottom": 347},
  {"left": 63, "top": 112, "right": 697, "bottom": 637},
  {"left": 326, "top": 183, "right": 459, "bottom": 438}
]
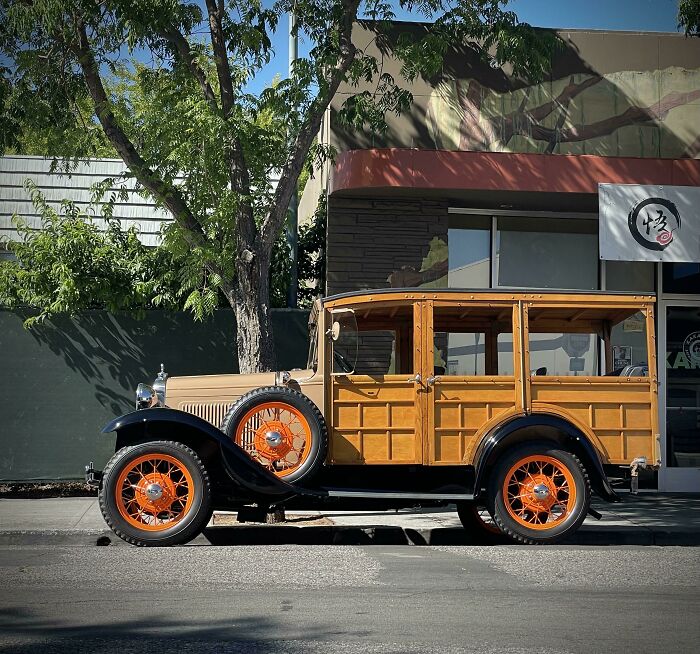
[
  {"left": 425, "top": 299, "right": 520, "bottom": 465},
  {"left": 329, "top": 301, "right": 425, "bottom": 464}
]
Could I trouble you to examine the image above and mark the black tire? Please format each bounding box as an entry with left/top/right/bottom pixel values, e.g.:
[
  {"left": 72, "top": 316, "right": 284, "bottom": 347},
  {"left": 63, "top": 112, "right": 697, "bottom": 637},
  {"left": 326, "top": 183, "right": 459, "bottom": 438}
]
[
  {"left": 220, "top": 386, "right": 328, "bottom": 483},
  {"left": 99, "top": 441, "right": 212, "bottom": 547},
  {"left": 456, "top": 501, "right": 512, "bottom": 544},
  {"left": 487, "top": 443, "right": 590, "bottom": 545}
]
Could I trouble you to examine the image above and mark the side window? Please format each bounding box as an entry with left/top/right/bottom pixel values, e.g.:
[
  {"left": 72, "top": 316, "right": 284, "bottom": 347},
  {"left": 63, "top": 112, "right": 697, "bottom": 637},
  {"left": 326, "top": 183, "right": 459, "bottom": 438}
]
[
  {"left": 335, "top": 303, "right": 414, "bottom": 376},
  {"left": 528, "top": 332, "right": 599, "bottom": 376},
  {"left": 526, "top": 306, "right": 648, "bottom": 377},
  {"left": 354, "top": 331, "right": 397, "bottom": 375},
  {"left": 433, "top": 305, "right": 514, "bottom": 376},
  {"left": 497, "top": 332, "right": 515, "bottom": 375},
  {"left": 609, "top": 311, "right": 649, "bottom": 376},
  {"left": 434, "top": 331, "right": 485, "bottom": 375}
]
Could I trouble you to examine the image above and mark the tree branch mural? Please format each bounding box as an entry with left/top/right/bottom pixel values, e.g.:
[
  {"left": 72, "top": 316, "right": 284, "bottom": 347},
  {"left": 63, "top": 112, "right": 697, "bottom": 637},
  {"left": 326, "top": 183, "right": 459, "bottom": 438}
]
[{"left": 430, "top": 69, "right": 700, "bottom": 158}]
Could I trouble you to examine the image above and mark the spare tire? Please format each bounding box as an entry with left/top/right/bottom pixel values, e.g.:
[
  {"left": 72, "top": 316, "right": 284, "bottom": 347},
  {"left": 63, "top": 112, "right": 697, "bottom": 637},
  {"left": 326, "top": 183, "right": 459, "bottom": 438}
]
[{"left": 220, "top": 386, "right": 327, "bottom": 483}]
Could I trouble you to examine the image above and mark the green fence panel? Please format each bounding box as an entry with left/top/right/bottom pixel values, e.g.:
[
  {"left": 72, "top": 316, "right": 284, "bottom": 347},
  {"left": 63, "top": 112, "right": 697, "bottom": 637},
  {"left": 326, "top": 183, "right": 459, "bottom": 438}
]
[{"left": 0, "top": 308, "right": 309, "bottom": 481}]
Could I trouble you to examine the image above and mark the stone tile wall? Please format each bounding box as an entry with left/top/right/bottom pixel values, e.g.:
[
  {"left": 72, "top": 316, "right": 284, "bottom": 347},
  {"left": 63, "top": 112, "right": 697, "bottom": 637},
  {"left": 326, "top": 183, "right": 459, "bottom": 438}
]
[{"left": 326, "top": 197, "right": 449, "bottom": 295}]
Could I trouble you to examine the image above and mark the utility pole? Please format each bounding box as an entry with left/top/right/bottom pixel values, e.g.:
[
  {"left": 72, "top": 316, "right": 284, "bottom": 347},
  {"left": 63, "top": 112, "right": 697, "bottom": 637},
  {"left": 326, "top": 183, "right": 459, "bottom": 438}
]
[{"left": 286, "top": 10, "right": 299, "bottom": 308}]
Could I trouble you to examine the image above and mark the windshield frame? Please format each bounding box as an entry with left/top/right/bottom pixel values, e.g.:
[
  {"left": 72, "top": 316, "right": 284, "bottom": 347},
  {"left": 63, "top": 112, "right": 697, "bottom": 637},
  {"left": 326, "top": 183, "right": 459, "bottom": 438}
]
[{"left": 306, "top": 303, "right": 319, "bottom": 371}]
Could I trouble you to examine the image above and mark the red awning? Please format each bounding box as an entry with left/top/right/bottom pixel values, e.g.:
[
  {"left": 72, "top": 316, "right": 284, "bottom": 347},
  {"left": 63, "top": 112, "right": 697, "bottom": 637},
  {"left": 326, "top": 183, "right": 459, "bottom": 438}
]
[{"left": 330, "top": 149, "right": 700, "bottom": 195}]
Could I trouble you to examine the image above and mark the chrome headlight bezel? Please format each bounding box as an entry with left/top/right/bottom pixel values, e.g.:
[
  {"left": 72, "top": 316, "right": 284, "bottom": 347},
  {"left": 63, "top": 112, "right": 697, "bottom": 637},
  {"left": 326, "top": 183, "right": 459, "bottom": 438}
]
[{"left": 135, "top": 383, "right": 158, "bottom": 410}]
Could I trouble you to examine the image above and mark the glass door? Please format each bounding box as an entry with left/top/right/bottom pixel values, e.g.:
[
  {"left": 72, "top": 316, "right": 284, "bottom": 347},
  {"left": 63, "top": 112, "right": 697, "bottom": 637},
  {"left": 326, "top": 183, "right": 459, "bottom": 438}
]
[{"left": 659, "top": 303, "right": 700, "bottom": 491}]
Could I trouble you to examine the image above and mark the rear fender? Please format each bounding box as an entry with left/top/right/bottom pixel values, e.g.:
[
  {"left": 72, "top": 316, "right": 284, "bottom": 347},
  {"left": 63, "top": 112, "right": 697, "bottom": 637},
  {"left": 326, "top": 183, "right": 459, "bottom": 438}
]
[
  {"left": 101, "top": 408, "right": 307, "bottom": 501},
  {"left": 472, "top": 414, "right": 620, "bottom": 503}
]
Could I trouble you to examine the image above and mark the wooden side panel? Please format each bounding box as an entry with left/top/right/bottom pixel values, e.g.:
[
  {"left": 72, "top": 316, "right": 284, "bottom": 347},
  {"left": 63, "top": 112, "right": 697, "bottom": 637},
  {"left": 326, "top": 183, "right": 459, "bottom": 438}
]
[
  {"left": 330, "top": 377, "right": 421, "bottom": 463},
  {"left": 531, "top": 379, "right": 655, "bottom": 464},
  {"left": 431, "top": 377, "right": 517, "bottom": 464}
]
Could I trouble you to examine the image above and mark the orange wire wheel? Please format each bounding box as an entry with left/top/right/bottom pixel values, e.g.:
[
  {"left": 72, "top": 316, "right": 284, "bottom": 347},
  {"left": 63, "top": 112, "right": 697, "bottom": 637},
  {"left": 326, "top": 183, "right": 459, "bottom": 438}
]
[
  {"left": 502, "top": 454, "right": 577, "bottom": 531},
  {"left": 234, "top": 401, "right": 312, "bottom": 478},
  {"left": 222, "top": 387, "right": 328, "bottom": 483},
  {"left": 489, "top": 444, "right": 590, "bottom": 544},
  {"left": 100, "top": 441, "right": 212, "bottom": 546},
  {"left": 114, "top": 453, "right": 194, "bottom": 531}
]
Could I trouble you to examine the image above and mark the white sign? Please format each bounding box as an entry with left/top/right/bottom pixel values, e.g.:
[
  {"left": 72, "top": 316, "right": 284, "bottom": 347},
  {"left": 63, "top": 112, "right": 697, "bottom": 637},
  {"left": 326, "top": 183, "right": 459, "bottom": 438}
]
[{"left": 599, "top": 183, "right": 700, "bottom": 262}]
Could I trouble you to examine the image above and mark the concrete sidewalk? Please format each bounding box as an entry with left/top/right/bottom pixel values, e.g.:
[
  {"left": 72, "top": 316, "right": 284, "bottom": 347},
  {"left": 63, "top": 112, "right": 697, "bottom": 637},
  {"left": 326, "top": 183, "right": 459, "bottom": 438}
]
[{"left": 1, "top": 493, "right": 699, "bottom": 546}]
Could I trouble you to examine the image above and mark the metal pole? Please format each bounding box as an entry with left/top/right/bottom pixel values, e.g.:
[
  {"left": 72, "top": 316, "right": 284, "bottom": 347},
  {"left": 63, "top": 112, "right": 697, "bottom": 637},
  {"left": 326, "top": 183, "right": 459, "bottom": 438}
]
[{"left": 286, "top": 10, "right": 299, "bottom": 308}]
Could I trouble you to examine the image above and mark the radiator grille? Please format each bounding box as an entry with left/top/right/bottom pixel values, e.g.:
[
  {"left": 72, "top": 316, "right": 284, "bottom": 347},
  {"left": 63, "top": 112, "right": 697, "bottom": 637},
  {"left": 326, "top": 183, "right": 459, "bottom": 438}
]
[{"left": 180, "top": 402, "right": 233, "bottom": 429}]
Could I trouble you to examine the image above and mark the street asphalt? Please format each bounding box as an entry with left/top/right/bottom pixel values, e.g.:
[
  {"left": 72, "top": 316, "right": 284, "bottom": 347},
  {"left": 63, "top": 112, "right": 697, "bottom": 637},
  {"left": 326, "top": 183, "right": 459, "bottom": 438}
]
[
  {"left": 1, "top": 543, "right": 699, "bottom": 653},
  {"left": 0, "top": 492, "right": 699, "bottom": 546}
]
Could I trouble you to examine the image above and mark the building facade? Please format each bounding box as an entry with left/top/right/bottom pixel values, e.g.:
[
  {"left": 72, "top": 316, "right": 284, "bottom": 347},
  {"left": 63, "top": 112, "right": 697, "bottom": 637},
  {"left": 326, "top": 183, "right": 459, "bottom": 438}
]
[
  {"left": 301, "top": 25, "right": 700, "bottom": 492},
  {"left": 0, "top": 155, "right": 176, "bottom": 249}
]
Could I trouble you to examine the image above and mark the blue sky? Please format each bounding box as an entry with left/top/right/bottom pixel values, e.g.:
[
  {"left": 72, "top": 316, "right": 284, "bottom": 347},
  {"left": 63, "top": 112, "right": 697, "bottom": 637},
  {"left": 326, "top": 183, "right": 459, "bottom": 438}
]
[{"left": 247, "top": 0, "right": 683, "bottom": 95}]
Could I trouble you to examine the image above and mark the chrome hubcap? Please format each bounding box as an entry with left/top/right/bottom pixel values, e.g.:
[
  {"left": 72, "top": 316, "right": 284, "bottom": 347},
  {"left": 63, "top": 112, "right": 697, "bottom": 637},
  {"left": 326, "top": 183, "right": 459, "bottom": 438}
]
[
  {"left": 145, "top": 482, "right": 164, "bottom": 501},
  {"left": 265, "top": 431, "right": 283, "bottom": 448},
  {"left": 533, "top": 483, "right": 550, "bottom": 500}
]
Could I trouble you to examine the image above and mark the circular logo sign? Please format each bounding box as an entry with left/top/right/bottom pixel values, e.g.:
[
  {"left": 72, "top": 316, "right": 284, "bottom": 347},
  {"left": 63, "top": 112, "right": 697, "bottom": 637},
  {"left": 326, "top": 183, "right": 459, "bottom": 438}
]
[
  {"left": 683, "top": 331, "right": 700, "bottom": 365},
  {"left": 627, "top": 197, "right": 681, "bottom": 252}
]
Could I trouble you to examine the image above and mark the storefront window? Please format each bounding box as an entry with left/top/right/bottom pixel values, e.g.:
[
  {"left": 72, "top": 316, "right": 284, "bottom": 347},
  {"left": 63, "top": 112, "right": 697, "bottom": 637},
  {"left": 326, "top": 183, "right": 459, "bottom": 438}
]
[
  {"left": 448, "top": 215, "right": 490, "bottom": 288},
  {"left": 496, "top": 216, "right": 597, "bottom": 290},
  {"left": 663, "top": 263, "right": 700, "bottom": 295},
  {"left": 666, "top": 306, "right": 700, "bottom": 467},
  {"left": 606, "top": 261, "right": 655, "bottom": 293}
]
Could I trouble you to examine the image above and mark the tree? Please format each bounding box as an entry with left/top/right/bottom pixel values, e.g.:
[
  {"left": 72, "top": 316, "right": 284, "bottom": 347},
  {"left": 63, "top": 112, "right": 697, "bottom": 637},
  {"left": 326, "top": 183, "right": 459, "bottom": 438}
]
[
  {"left": 0, "top": 0, "right": 556, "bottom": 373},
  {"left": 0, "top": 182, "right": 182, "bottom": 324},
  {"left": 679, "top": 0, "right": 700, "bottom": 36}
]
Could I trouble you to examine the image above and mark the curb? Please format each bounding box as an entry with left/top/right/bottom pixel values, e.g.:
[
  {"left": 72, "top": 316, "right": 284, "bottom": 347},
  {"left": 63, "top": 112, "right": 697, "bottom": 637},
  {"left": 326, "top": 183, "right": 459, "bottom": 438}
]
[{"left": 1, "top": 525, "right": 699, "bottom": 547}]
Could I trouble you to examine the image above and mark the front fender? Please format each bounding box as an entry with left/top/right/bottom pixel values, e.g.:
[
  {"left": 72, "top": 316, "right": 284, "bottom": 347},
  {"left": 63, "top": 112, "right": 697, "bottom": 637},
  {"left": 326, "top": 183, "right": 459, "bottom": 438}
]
[{"left": 101, "top": 408, "right": 310, "bottom": 501}]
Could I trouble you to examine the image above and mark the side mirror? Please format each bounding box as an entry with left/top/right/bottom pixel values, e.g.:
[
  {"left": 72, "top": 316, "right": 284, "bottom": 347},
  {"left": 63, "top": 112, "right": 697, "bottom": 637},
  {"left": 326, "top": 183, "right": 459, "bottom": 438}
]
[{"left": 327, "top": 321, "right": 341, "bottom": 341}]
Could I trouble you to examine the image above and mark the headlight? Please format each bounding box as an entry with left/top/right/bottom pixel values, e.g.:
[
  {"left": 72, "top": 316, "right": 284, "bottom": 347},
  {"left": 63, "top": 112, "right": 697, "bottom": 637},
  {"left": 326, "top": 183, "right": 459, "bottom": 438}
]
[
  {"left": 275, "top": 370, "right": 291, "bottom": 385},
  {"left": 136, "top": 383, "right": 158, "bottom": 410}
]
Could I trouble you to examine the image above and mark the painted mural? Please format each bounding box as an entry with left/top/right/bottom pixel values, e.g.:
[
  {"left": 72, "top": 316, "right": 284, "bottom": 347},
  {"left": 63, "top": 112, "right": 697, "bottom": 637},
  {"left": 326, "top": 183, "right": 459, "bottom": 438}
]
[{"left": 426, "top": 68, "right": 700, "bottom": 159}]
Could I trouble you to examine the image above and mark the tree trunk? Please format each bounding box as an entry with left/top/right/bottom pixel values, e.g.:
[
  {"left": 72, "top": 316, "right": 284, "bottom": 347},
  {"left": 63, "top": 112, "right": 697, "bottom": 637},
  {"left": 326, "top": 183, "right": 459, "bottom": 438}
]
[{"left": 229, "top": 249, "right": 276, "bottom": 374}]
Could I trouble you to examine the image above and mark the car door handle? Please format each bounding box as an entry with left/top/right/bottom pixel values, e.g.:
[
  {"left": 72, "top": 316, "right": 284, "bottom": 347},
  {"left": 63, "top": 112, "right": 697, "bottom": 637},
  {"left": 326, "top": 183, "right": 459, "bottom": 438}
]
[
  {"left": 426, "top": 375, "right": 442, "bottom": 386},
  {"left": 407, "top": 374, "right": 422, "bottom": 384}
]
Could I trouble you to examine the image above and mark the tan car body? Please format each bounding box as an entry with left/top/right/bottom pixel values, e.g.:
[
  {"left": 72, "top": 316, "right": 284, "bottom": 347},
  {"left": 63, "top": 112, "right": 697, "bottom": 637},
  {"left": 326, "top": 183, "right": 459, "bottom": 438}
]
[{"left": 167, "top": 289, "right": 659, "bottom": 471}]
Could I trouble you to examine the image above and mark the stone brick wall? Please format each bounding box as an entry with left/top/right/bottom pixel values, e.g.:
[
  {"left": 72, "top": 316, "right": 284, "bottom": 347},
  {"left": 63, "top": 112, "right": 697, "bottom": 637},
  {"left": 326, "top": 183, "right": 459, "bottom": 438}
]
[{"left": 326, "top": 197, "right": 449, "bottom": 295}]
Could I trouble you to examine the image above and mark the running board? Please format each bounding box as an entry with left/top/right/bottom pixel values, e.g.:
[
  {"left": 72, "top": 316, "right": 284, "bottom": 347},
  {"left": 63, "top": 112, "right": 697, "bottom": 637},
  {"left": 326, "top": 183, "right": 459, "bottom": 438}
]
[{"left": 323, "top": 489, "right": 475, "bottom": 501}]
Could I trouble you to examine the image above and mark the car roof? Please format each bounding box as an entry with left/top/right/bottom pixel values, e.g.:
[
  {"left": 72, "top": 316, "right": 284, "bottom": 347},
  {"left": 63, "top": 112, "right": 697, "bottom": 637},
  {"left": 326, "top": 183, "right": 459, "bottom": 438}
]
[{"left": 323, "top": 287, "right": 655, "bottom": 304}]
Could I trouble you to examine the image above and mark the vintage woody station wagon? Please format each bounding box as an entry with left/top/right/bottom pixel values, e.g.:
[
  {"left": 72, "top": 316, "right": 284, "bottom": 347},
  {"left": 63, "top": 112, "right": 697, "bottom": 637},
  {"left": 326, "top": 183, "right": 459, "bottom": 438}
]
[{"left": 90, "top": 289, "right": 659, "bottom": 546}]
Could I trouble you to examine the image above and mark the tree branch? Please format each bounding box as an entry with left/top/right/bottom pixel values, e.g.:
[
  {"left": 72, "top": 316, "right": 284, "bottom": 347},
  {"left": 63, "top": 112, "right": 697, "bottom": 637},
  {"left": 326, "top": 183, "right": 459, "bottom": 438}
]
[
  {"left": 158, "top": 25, "right": 220, "bottom": 114},
  {"left": 72, "top": 20, "right": 233, "bottom": 295},
  {"left": 204, "top": 0, "right": 234, "bottom": 117},
  {"left": 202, "top": 0, "right": 255, "bottom": 267},
  {"left": 261, "top": 0, "right": 362, "bottom": 251}
]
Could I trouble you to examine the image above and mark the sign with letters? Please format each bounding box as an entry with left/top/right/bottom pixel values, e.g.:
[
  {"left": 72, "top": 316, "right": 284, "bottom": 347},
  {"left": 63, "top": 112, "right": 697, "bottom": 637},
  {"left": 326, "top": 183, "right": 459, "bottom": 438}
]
[{"left": 599, "top": 183, "right": 700, "bottom": 262}]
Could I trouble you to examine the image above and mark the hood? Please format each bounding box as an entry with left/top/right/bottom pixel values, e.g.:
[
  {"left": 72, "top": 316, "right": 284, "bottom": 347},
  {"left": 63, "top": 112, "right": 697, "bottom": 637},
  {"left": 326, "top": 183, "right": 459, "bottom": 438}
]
[{"left": 166, "top": 371, "right": 277, "bottom": 428}]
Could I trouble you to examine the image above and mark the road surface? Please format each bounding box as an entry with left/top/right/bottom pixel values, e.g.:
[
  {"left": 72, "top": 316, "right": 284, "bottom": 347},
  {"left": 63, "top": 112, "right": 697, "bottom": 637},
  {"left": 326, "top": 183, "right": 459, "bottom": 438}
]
[{"left": 1, "top": 543, "right": 698, "bottom": 653}]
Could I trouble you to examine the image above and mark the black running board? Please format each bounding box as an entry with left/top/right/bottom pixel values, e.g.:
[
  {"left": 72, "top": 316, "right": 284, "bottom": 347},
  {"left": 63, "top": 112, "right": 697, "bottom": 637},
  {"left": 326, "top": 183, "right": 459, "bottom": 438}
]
[{"left": 323, "top": 489, "right": 475, "bottom": 501}]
